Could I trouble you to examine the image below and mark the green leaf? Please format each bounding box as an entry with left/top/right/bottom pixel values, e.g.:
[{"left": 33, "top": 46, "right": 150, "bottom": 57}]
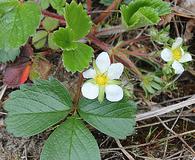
[
  {"left": 53, "top": 27, "right": 78, "bottom": 50},
  {"left": 0, "top": 0, "right": 18, "bottom": 14},
  {"left": 32, "top": 30, "right": 48, "bottom": 49},
  {"left": 127, "top": 7, "right": 160, "bottom": 30},
  {"left": 79, "top": 99, "right": 137, "bottom": 139},
  {"left": 49, "top": 0, "right": 65, "bottom": 15},
  {"left": 0, "top": 48, "right": 20, "bottom": 63},
  {"left": 40, "top": 0, "right": 50, "bottom": 9},
  {"left": 64, "top": 1, "right": 92, "bottom": 40},
  {"left": 0, "top": 1, "right": 41, "bottom": 49},
  {"left": 4, "top": 78, "right": 72, "bottom": 137},
  {"left": 41, "top": 117, "right": 101, "bottom": 160},
  {"left": 48, "top": 33, "right": 59, "bottom": 50},
  {"left": 121, "top": 0, "right": 171, "bottom": 30},
  {"left": 43, "top": 17, "right": 59, "bottom": 31},
  {"left": 62, "top": 43, "right": 93, "bottom": 72}
]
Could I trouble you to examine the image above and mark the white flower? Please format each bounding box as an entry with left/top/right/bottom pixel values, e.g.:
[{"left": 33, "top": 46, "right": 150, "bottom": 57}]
[
  {"left": 161, "top": 37, "right": 192, "bottom": 74},
  {"left": 81, "top": 52, "right": 124, "bottom": 102}
]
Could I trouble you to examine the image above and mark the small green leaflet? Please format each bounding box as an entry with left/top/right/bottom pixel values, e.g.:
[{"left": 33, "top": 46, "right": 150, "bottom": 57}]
[
  {"left": 62, "top": 43, "right": 93, "bottom": 72},
  {"left": 0, "top": 48, "right": 20, "bottom": 63},
  {"left": 65, "top": 1, "right": 92, "bottom": 40},
  {"left": 32, "top": 30, "right": 48, "bottom": 49},
  {"left": 53, "top": 1, "right": 93, "bottom": 73},
  {"left": 79, "top": 98, "right": 137, "bottom": 139},
  {"left": 41, "top": 117, "right": 101, "bottom": 160},
  {"left": 42, "top": 17, "right": 59, "bottom": 31},
  {"left": 5, "top": 78, "right": 72, "bottom": 137},
  {"left": 121, "top": 0, "right": 171, "bottom": 30},
  {"left": 53, "top": 27, "right": 78, "bottom": 50},
  {"left": 49, "top": 0, "right": 65, "bottom": 15},
  {"left": 0, "top": 0, "right": 41, "bottom": 49}
]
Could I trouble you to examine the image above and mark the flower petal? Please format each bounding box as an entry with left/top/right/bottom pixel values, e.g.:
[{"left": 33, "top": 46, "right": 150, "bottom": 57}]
[
  {"left": 81, "top": 82, "right": 99, "bottom": 99},
  {"left": 107, "top": 63, "right": 124, "bottom": 80},
  {"left": 161, "top": 48, "right": 172, "bottom": 62},
  {"left": 96, "top": 52, "right": 111, "bottom": 73},
  {"left": 172, "top": 61, "right": 184, "bottom": 74},
  {"left": 179, "top": 53, "right": 192, "bottom": 63},
  {"left": 172, "top": 37, "right": 183, "bottom": 49},
  {"left": 83, "top": 68, "right": 96, "bottom": 79},
  {"left": 105, "top": 85, "right": 123, "bottom": 102}
]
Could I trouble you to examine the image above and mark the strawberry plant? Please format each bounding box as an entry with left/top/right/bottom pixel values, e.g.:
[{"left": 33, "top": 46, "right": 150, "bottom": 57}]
[{"left": 1, "top": 0, "right": 193, "bottom": 159}]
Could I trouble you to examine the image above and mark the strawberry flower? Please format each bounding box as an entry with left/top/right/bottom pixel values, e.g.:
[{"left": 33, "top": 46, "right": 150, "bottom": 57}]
[
  {"left": 161, "top": 37, "right": 192, "bottom": 74},
  {"left": 81, "top": 52, "right": 124, "bottom": 102}
]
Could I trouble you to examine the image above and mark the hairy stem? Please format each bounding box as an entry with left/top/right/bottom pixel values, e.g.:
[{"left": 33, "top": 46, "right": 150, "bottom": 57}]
[{"left": 72, "top": 73, "right": 83, "bottom": 114}]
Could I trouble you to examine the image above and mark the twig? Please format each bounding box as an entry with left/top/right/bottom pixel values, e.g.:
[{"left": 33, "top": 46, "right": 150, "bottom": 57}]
[
  {"left": 100, "top": 130, "right": 195, "bottom": 152},
  {"left": 87, "top": 34, "right": 111, "bottom": 51},
  {"left": 0, "top": 85, "right": 7, "bottom": 101},
  {"left": 41, "top": 10, "right": 66, "bottom": 25},
  {"left": 86, "top": 0, "right": 92, "bottom": 14},
  {"left": 157, "top": 116, "right": 195, "bottom": 156},
  {"left": 0, "top": 112, "right": 7, "bottom": 115},
  {"left": 136, "top": 95, "right": 195, "bottom": 121},
  {"left": 94, "top": 0, "right": 122, "bottom": 24},
  {"left": 115, "top": 139, "right": 135, "bottom": 160}
]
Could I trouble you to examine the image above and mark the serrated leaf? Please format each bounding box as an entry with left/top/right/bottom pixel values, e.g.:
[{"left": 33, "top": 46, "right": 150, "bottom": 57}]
[
  {"left": 121, "top": 0, "right": 171, "bottom": 30},
  {"left": 4, "top": 78, "right": 72, "bottom": 137},
  {"left": 64, "top": 1, "right": 92, "bottom": 40},
  {"left": 0, "top": 48, "right": 20, "bottom": 63},
  {"left": 128, "top": 7, "right": 160, "bottom": 30},
  {"left": 79, "top": 99, "right": 137, "bottom": 139},
  {"left": 49, "top": 0, "right": 65, "bottom": 15},
  {"left": 0, "top": 1, "right": 41, "bottom": 49},
  {"left": 53, "top": 27, "right": 78, "bottom": 50},
  {"left": 41, "top": 117, "right": 101, "bottom": 160},
  {"left": 32, "top": 30, "right": 48, "bottom": 49},
  {"left": 43, "top": 17, "right": 59, "bottom": 31},
  {"left": 62, "top": 43, "right": 93, "bottom": 72}
]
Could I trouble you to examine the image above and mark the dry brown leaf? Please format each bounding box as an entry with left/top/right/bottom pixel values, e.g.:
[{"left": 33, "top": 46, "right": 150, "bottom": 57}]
[{"left": 184, "top": 19, "right": 195, "bottom": 42}]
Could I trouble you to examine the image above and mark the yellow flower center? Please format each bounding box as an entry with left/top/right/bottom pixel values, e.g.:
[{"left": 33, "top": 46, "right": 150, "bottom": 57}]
[
  {"left": 95, "top": 74, "right": 108, "bottom": 85},
  {"left": 172, "top": 48, "right": 182, "bottom": 61}
]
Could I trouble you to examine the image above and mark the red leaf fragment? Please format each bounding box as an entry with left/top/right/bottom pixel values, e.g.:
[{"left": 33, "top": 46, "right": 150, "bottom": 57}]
[{"left": 3, "top": 62, "right": 32, "bottom": 88}]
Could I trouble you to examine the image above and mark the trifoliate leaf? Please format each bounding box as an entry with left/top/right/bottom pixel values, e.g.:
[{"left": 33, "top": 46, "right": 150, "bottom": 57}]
[
  {"left": 49, "top": 0, "right": 65, "bottom": 15},
  {"left": 64, "top": 1, "right": 92, "bottom": 40},
  {"left": 42, "top": 17, "right": 59, "bottom": 31},
  {"left": 121, "top": 0, "right": 171, "bottom": 30},
  {"left": 32, "top": 30, "right": 48, "bottom": 49},
  {"left": 5, "top": 78, "right": 72, "bottom": 137},
  {"left": 53, "top": 27, "right": 78, "bottom": 50},
  {"left": 79, "top": 99, "right": 137, "bottom": 139},
  {"left": 0, "top": 48, "right": 20, "bottom": 63},
  {"left": 140, "top": 74, "right": 163, "bottom": 96},
  {"left": 62, "top": 43, "right": 93, "bottom": 73},
  {"left": 41, "top": 117, "right": 101, "bottom": 160},
  {"left": 0, "top": 1, "right": 41, "bottom": 49}
]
